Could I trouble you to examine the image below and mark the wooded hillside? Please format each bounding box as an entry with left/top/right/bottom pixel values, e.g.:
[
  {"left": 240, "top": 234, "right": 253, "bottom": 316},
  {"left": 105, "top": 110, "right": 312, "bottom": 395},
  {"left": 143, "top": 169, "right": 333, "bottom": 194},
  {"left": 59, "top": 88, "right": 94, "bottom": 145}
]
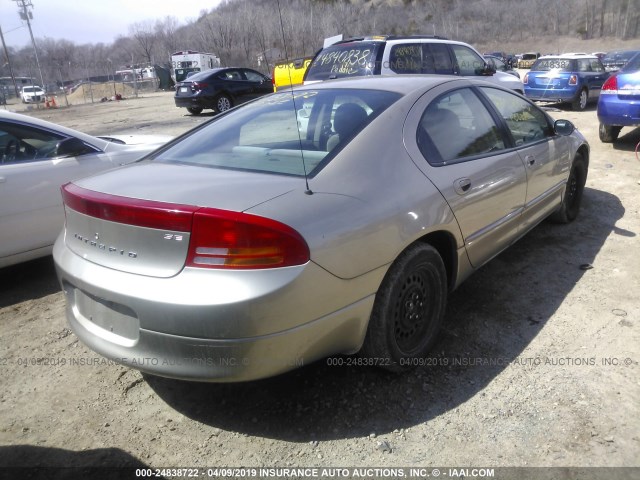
[{"left": 3, "top": 0, "right": 639, "bottom": 83}]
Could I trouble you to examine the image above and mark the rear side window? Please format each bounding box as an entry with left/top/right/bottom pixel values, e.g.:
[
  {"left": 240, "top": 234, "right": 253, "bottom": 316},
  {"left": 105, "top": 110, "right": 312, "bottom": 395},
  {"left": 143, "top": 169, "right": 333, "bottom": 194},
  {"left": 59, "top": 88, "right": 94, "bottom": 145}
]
[
  {"left": 417, "top": 88, "right": 505, "bottom": 165},
  {"left": 388, "top": 43, "right": 454, "bottom": 74},
  {"left": 577, "top": 59, "right": 592, "bottom": 72},
  {"left": 305, "top": 42, "right": 381, "bottom": 81}
]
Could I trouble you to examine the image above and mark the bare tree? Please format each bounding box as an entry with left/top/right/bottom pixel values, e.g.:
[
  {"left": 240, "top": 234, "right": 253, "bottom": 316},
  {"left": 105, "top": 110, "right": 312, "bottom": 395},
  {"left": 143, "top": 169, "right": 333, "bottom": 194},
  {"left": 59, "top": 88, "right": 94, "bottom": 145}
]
[{"left": 129, "top": 20, "right": 157, "bottom": 64}]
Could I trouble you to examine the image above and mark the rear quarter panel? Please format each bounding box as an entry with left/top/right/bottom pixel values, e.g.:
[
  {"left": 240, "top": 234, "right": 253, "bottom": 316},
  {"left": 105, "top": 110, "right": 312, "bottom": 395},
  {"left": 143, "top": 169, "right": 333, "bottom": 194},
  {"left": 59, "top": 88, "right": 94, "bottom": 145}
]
[{"left": 246, "top": 94, "right": 463, "bottom": 280}]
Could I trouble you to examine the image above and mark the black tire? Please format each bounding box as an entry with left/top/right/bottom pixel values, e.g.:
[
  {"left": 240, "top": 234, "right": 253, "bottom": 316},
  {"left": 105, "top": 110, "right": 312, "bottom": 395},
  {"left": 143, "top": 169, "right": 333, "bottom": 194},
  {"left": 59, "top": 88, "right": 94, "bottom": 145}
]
[
  {"left": 186, "top": 106, "right": 203, "bottom": 115},
  {"left": 598, "top": 123, "right": 621, "bottom": 143},
  {"left": 550, "top": 153, "right": 587, "bottom": 224},
  {"left": 214, "top": 94, "right": 233, "bottom": 113},
  {"left": 360, "top": 243, "right": 448, "bottom": 372},
  {"left": 571, "top": 88, "right": 588, "bottom": 111}
]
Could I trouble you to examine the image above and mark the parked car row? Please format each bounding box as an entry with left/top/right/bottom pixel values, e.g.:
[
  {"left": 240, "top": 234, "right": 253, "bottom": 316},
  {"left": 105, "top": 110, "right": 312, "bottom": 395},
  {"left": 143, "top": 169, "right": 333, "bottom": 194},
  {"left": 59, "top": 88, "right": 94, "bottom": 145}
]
[
  {"left": 188, "top": 35, "right": 527, "bottom": 113},
  {"left": 12, "top": 34, "right": 640, "bottom": 382},
  {"left": 516, "top": 49, "right": 639, "bottom": 143}
]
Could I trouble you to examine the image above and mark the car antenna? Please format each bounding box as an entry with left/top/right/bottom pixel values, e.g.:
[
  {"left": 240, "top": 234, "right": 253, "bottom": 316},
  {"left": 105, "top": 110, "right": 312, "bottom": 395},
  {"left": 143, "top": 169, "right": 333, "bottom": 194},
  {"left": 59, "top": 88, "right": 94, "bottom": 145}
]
[{"left": 276, "top": 0, "right": 312, "bottom": 195}]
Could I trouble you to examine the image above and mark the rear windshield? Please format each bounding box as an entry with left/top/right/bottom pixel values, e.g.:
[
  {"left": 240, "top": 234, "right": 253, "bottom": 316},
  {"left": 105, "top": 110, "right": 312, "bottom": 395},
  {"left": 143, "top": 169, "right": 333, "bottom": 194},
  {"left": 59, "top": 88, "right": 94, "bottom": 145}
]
[
  {"left": 531, "top": 58, "right": 575, "bottom": 71},
  {"left": 153, "top": 88, "right": 401, "bottom": 177},
  {"left": 305, "top": 42, "right": 382, "bottom": 81},
  {"left": 621, "top": 52, "right": 640, "bottom": 72},
  {"left": 603, "top": 51, "right": 639, "bottom": 64}
]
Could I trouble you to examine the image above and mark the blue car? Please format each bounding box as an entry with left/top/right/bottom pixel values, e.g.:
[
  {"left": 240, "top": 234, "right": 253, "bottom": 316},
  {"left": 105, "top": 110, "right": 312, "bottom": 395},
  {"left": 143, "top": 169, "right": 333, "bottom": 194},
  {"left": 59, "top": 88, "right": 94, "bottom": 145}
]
[
  {"left": 597, "top": 52, "right": 640, "bottom": 143},
  {"left": 524, "top": 54, "right": 609, "bottom": 111}
]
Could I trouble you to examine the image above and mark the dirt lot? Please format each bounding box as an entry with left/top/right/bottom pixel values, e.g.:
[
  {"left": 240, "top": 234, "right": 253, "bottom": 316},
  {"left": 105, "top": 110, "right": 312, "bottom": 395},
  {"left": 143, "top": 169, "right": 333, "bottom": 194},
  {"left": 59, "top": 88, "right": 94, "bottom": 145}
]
[{"left": 0, "top": 89, "right": 639, "bottom": 477}]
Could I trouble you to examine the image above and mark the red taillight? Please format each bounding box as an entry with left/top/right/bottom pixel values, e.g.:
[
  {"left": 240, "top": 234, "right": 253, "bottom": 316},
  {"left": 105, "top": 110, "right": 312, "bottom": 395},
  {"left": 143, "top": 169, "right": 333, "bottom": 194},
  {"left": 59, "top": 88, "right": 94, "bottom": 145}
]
[
  {"left": 523, "top": 73, "right": 529, "bottom": 84},
  {"left": 61, "top": 184, "right": 310, "bottom": 270},
  {"left": 62, "top": 183, "right": 197, "bottom": 231},
  {"left": 186, "top": 208, "right": 309, "bottom": 269},
  {"left": 601, "top": 75, "right": 618, "bottom": 93},
  {"left": 191, "top": 82, "right": 208, "bottom": 91},
  {"left": 569, "top": 75, "right": 578, "bottom": 85}
]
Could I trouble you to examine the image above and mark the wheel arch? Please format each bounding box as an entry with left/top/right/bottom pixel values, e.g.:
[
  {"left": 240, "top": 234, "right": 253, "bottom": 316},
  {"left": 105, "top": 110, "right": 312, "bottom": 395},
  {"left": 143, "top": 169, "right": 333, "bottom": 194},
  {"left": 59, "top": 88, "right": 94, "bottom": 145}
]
[
  {"left": 414, "top": 230, "right": 459, "bottom": 292},
  {"left": 576, "top": 143, "right": 590, "bottom": 167}
]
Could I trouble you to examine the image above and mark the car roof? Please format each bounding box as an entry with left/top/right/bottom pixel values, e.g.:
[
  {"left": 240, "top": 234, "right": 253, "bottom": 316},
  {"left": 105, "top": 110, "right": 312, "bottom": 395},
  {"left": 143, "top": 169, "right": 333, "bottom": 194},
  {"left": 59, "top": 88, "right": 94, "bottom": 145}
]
[
  {"left": 327, "top": 36, "right": 474, "bottom": 50},
  {"left": 538, "top": 54, "right": 598, "bottom": 60},
  {"left": 299, "top": 74, "right": 477, "bottom": 95}
]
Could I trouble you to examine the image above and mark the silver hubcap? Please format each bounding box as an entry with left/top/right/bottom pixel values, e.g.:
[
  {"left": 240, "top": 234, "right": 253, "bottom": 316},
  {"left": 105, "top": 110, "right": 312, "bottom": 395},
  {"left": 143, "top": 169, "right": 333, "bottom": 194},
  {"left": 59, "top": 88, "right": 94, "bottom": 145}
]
[{"left": 218, "top": 97, "right": 231, "bottom": 111}]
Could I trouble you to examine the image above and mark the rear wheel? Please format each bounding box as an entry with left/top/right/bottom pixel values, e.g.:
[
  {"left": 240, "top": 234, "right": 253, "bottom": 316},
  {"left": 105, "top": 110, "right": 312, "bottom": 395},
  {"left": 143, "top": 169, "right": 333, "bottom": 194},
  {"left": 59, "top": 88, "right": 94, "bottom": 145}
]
[
  {"left": 571, "top": 88, "right": 588, "bottom": 111},
  {"left": 550, "top": 153, "right": 587, "bottom": 224},
  {"left": 215, "top": 94, "right": 233, "bottom": 113},
  {"left": 598, "top": 123, "right": 621, "bottom": 143},
  {"left": 360, "top": 243, "right": 447, "bottom": 372},
  {"left": 186, "top": 107, "right": 203, "bottom": 115}
]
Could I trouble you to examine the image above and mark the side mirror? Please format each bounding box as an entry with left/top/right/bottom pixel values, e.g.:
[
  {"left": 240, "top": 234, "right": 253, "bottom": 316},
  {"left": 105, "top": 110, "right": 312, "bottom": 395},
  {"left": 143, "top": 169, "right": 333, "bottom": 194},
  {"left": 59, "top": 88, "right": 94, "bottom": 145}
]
[
  {"left": 55, "top": 137, "right": 91, "bottom": 158},
  {"left": 481, "top": 63, "right": 496, "bottom": 76},
  {"left": 554, "top": 119, "right": 575, "bottom": 136}
]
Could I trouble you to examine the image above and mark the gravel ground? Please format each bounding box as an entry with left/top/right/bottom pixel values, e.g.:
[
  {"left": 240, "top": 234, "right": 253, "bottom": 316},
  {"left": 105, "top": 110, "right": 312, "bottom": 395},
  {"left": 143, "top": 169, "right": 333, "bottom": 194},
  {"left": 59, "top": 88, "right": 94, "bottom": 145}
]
[{"left": 0, "top": 90, "right": 638, "bottom": 478}]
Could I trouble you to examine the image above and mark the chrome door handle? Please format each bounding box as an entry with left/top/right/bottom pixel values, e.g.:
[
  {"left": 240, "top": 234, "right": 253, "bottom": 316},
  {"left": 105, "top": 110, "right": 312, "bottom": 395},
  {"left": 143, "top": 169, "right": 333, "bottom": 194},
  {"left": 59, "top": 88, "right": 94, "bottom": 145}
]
[
  {"left": 454, "top": 178, "right": 471, "bottom": 195},
  {"left": 525, "top": 155, "right": 536, "bottom": 166}
]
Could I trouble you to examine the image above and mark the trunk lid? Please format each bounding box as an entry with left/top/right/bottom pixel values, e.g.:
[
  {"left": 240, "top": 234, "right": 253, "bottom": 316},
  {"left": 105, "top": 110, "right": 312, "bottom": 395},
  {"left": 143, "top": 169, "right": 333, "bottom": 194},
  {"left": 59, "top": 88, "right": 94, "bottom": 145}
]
[{"left": 64, "top": 162, "right": 302, "bottom": 277}]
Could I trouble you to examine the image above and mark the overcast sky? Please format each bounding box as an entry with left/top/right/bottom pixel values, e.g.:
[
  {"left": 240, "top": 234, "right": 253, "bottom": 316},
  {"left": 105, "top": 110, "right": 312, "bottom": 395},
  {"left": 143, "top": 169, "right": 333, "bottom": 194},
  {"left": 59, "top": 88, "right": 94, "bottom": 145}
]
[{"left": 0, "top": 0, "right": 222, "bottom": 47}]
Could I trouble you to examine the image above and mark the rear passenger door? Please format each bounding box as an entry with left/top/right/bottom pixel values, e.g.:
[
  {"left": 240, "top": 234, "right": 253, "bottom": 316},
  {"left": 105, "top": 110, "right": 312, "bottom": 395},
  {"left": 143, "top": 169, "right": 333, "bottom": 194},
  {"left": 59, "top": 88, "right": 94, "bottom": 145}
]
[{"left": 404, "top": 84, "right": 528, "bottom": 268}]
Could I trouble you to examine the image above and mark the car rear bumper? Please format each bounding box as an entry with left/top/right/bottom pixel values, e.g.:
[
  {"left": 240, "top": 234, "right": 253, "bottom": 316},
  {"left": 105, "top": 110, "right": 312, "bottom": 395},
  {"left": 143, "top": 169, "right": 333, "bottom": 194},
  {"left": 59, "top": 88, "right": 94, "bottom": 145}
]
[
  {"left": 53, "top": 233, "right": 376, "bottom": 382},
  {"left": 597, "top": 96, "right": 640, "bottom": 126},
  {"left": 524, "top": 88, "right": 577, "bottom": 103},
  {"left": 174, "top": 96, "right": 213, "bottom": 109}
]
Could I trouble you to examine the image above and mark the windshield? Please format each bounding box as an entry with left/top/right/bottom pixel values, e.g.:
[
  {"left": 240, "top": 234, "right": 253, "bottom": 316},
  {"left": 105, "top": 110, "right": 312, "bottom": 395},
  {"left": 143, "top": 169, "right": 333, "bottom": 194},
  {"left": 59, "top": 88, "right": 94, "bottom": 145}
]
[
  {"left": 153, "top": 88, "right": 401, "bottom": 177},
  {"left": 305, "top": 42, "right": 381, "bottom": 81},
  {"left": 531, "top": 58, "right": 574, "bottom": 72},
  {"left": 23, "top": 87, "right": 42, "bottom": 93}
]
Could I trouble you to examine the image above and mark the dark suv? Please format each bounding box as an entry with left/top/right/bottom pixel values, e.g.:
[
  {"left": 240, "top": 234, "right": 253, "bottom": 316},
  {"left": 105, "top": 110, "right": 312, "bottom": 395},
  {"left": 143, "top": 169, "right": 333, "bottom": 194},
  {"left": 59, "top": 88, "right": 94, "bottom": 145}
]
[{"left": 174, "top": 67, "right": 271, "bottom": 115}]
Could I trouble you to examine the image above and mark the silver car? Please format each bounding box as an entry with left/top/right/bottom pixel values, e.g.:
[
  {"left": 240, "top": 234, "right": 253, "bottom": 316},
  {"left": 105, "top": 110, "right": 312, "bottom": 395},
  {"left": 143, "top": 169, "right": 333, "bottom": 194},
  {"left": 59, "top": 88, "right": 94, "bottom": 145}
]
[
  {"left": 53, "top": 76, "right": 589, "bottom": 382},
  {"left": 0, "top": 111, "right": 171, "bottom": 268}
]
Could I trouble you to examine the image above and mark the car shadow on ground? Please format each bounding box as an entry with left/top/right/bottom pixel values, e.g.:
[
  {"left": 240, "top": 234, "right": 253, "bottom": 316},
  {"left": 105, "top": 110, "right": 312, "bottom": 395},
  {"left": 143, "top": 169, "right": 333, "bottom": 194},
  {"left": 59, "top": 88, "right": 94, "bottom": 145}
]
[
  {"left": 0, "top": 256, "right": 60, "bottom": 308},
  {"left": 612, "top": 127, "right": 640, "bottom": 152},
  {"left": 535, "top": 101, "right": 597, "bottom": 113},
  {"left": 145, "top": 186, "right": 629, "bottom": 442},
  {"left": 0, "top": 445, "right": 151, "bottom": 478}
]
